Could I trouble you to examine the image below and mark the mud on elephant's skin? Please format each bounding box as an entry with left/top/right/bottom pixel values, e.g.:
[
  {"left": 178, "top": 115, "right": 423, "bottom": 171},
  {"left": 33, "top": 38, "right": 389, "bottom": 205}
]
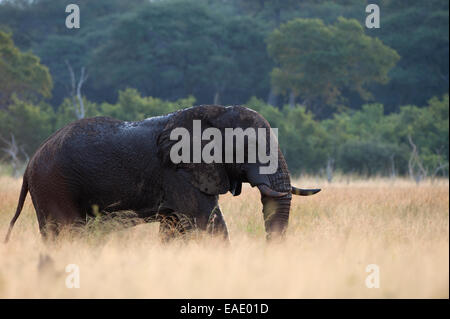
[{"left": 4, "top": 105, "right": 320, "bottom": 242}]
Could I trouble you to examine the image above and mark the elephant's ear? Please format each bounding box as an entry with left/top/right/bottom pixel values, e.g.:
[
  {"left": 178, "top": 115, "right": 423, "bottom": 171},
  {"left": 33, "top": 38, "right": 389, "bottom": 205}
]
[{"left": 157, "top": 115, "right": 230, "bottom": 195}]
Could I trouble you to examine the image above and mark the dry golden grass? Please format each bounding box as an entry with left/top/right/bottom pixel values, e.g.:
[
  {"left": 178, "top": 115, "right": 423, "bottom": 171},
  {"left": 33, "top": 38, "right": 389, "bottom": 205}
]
[{"left": 0, "top": 175, "right": 448, "bottom": 298}]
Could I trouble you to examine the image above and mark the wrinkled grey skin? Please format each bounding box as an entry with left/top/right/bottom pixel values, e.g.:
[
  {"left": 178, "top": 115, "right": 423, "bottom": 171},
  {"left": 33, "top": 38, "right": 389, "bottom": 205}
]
[{"left": 5, "top": 105, "right": 318, "bottom": 242}]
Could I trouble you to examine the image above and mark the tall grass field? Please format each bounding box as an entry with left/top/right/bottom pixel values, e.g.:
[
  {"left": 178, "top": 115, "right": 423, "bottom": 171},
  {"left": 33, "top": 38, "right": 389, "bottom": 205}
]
[{"left": 0, "top": 176, "right": 448, "bottom": 298}]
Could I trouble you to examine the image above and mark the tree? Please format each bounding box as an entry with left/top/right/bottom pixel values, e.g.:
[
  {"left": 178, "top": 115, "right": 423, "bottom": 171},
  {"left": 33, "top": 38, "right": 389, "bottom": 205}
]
[
  {"left": 35, "top": 35, "right": 89, "bottom": 107},
  {"left": 394, "top": 95, "right": 449, "bottom": 178},
  {"left": 246, "top": 97, "right": 329, "bottom": 174},
  {"left": 98, "top": 88, "right": 195, "bottom": 122},
  {"left": 0, "top": 96, "right": 55, "bottom": 156},
  {"left": 90, "top": 0, "right": 271, "bottom": 105},
  {"left": 0, "top": 133, "right": 27, "bottom": 177},
  {"left": 0, "top": 0, "right": 146, "bottom": 107},
  {"left": 65, "top": 60, "right": 88, "bottom": 119},
  {"left": 230, "top": 0, "right": 305, "bottom": 107},
  {"left": 0, "top": 31, "right": 52, "bottom": 108},
  {"left": 54, "top": 97, "right": 99, "bottom": 129},
  {"left": 372, "top": 0, "right": 449, "bottom": 112},
  {"left": 321, "top": 103, "right": 407, "bottom": 176},
  {"left": 231, "top": 0, "right": 300, "bottom": 27},
  {"left": 267, "top": 17, "right": 400, "bottom": 118}
]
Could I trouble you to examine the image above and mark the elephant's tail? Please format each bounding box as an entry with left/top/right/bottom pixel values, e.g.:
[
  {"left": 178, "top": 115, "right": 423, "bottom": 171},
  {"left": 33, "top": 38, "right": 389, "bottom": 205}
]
[
  {"left": 4, "top": 176, "right": 28, "bottom": 243},
  {"left": 291, "top": 186, "right": 321, "bottom": 196}
]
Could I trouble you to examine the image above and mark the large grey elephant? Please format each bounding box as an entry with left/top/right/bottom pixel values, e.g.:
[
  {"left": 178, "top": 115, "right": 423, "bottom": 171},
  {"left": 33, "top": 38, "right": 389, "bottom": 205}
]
[{"left": 5, "top": 105, "right": 320, "bottom": 242}]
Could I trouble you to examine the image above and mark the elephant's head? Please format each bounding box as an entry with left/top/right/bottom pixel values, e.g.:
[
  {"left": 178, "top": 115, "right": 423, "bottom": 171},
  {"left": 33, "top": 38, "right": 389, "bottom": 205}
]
[{"left": 157, "top": 105, "right": 320, "bottom": 239}]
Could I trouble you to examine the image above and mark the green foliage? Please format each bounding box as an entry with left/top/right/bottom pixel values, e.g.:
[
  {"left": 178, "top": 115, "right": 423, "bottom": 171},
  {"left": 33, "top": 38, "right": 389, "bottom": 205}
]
[
  {"left": 98, "top": 88, "right": 195, "bottom": 121},
  {"left": 230, "top": 0, "right": 301, "bottom": 27},
  {"left": 89, "top": 0, "right": 271, "bottom": 105},
  {"left": 34, "top": 35, "right": 89, "bottom": 106},
  {"left": 0, "top": 31, "right": 52, "bottom": 107},
  {"left": 247, "top": 97, "right": 329, "bottom": 173},
  {"left": 0, "top": 0, "right": 447, "bottom": 114},
  {"left": 394, "top": 95, "right": 449, "bottom": 172},
  {"left": 267, "top": 17, "right": 400, "bottom": 117},
  {"left": 372, "top": 0, "right": 449, "bottom": 111},
  {"left": 321, "top": 95, "right": 449, "bottom": 176},
  {"left": 54, "top": 97, "right": 100, "bottom": 129},
  {"left": 0, "top": 96, "right": 54, "bottom": 155},
  {"left": 247, "top": 95, "right": 448, "bottom": 176},
  {"left": 321, "top": 103, "right": 408, "bottom": 175},
  {"left": 54, "top": 88, "right": 196, "bottom": 129},
  {"left": 337, "top": 140, "right": 400, "bottom": 175}
]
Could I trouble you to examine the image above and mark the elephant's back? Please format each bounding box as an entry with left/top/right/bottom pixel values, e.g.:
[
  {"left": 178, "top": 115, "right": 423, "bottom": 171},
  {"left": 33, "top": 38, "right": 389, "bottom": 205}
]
[
  {"left": 29, "top": 117, "right": 121, "bottom": 164},
  {"left": 56, "top": 117, "right": 123, "bottom": 145},
  {"left": 25, "top": 117, "right": 120, "bottom": 182}
]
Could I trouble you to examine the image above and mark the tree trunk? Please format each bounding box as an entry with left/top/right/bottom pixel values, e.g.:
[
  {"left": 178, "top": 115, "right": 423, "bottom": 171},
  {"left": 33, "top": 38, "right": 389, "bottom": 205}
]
[
  {"left": 288, "top": 91, "right": 295, "bottom": 108},
  {"left": 213, "top": 91, "right": 220, "bottom": 105},
  {"left": 407, "top": 135, "right": 427, "bottom": 184},
  {"left": 65, "top": 60, "right": 88, "bottom": 120},
  {"left": 326, "top": 158, "right": 334, "bottom": 183},
  {"left": 267, "top": 87, "right": 278, "bottom": 107},
  {"left": 390, "top": 154, "right": 396, "bottom": 180}
]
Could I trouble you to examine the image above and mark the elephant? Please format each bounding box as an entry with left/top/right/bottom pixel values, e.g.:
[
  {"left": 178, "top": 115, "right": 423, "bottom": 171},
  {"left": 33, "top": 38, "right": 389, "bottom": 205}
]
[{"left": 4, "top": 105, "right": 320, "bottom": 242}]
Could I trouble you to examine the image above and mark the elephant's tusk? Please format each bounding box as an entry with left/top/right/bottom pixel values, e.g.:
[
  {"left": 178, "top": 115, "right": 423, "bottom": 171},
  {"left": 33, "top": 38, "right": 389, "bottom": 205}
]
[
  {"left": 257, "top": 184, "right": 288, "bottom": 198},
  {"left": 291, "top": 186, "right": 321, "bottom": 196}
]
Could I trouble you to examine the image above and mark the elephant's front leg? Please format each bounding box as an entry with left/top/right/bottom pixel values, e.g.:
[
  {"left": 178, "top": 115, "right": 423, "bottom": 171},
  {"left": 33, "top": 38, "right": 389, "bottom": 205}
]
[
  {"left": 158, "top": 208, "right": 229, "bottom": 242},
  {"left": 206, "top": 206, "right": 229, "bottom": 241},
  {"left": 158, "top": 212, "right": 196, "bottom": 242}
]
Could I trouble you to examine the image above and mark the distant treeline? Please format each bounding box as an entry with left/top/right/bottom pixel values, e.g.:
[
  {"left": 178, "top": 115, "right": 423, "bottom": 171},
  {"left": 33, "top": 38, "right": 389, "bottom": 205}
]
[
  {"left": 0, "top": 0, "right": 448, "bottom": 177},
  {"left": 0, "top": 0, "right": 448, "bottom": 115}
]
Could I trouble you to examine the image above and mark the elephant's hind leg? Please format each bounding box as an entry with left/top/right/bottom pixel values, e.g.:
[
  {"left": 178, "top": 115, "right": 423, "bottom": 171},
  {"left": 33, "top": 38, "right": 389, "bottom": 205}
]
[{"left": 33, "top": 194, "right": 85, "bottom": 240}]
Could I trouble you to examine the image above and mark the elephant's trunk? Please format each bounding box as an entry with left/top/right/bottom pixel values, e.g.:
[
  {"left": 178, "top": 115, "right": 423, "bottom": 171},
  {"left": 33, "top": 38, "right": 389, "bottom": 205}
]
[
  {"left": 257, "top": 148, "right": 292, "bottom": 240},
  {"left": 261, "top": 194, "right": 291, "bottom": 240}
]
